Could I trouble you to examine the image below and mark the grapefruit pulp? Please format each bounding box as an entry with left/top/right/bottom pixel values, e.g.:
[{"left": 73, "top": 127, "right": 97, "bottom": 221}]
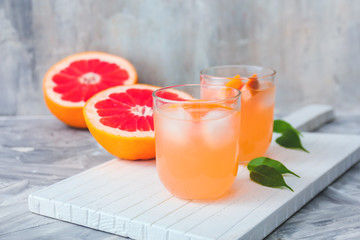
[
  {"left": 43, "top": 52, "right": 137, "bottom": 128},
  {"left": 83, "top": 84, "right": 191, "bottom": 160}
]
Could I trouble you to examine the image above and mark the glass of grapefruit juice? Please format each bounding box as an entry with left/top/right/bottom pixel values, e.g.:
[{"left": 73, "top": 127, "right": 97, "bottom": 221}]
[
  {"left": 153, "top": 84, "right": 241, "bottom": 200},
  {"left": 200, "top": 65, "right": 276, "bottom": 164}
]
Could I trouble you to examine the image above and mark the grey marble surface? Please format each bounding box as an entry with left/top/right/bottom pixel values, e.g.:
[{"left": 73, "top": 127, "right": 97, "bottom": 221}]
[
  {"left": 0, "top": 110, "right": 359, "bottom": 240},
  {"left": 1, "top": 0, "right": 360, "bottom": 116}
]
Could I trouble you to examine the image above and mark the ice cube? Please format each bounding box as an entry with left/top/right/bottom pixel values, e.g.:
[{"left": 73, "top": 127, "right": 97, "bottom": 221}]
[
  {"left": 202, "top": 109, "right": 229, "bottom": 120},
  {"left": 156, "top": 106, "right": 194, "bottom": 145},
  {"left": 162, "top": 106, "right": 193, "bottom": 120},
  {"left": 241, "top": 88, "right": 253, "bottom": 102},
  {"left": 201, "top": 110, "right": 237, "bottom": 148},
  {"left": 260, "top": 88, "right": 275, "bottom": 108}
]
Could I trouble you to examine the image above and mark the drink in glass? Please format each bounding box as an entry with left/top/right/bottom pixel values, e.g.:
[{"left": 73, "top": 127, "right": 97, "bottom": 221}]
[
  {"left": 200, "top": 65, "right": 276, "bottom": 164},
  {"left": 153, "top": 84, "right": 241, "bottom": 200}
]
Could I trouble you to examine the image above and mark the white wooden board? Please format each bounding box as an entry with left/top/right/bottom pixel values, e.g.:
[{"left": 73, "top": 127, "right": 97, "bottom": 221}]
[
  {"left": 29, "top": 105, "right": 360, "bottom": 240},
  {"left": 282, "top": 104, "right": 334, "bottom": 132}
]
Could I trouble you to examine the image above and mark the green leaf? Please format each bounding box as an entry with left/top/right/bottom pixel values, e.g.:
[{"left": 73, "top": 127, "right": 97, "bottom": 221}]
[
  {"left": 276, "top": 128, "right": 309, "bottom": 153},
  {"left": 273, "top": 119, "right": 302, "bottom": 136},
  {"left": 273, "top": 119, "right": 308, "bottom": 152},
  {"left": 247, "top": 157, "right": 300, "bottom": 177},
  {"left": 250, "top": 165, "right": 294, "bottom": 191}
]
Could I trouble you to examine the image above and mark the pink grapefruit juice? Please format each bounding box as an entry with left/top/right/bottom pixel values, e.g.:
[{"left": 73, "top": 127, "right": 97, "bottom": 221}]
[
  {"left": 239, "top": 81, "right": 275, "bottom": 163},
  {"left": 153, "top": 85, "right": 241, "bottom": 200}
]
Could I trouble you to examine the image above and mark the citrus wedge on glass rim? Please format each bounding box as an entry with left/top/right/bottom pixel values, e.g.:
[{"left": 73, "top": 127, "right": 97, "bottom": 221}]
[
  {"left": 225, "top": 74, "right": 258, "bottom": 90},
  {"left": 83, "top": 84, "right": 191, "bottom": 160},
  {"left": 43, "top": 51, "right": 137, "bottom": 128},
  {"left": 225, "top": 75, "right": 243, "bottom": 89},
  {"left": 225, "top": 73, "right": 259, "bottom": 99}
]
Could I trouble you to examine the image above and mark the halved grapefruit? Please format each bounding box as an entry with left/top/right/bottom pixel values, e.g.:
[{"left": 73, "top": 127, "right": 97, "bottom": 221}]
[
  {"left": 83, "top": 84, "right": 191, "bottom": 160},
  {"left": 43, "top": 52, "right": 137, "bottom": 128}
]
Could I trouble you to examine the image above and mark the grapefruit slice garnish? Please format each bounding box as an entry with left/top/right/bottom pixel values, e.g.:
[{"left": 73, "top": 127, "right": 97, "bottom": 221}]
[
  {"left": 246, "top": 73, "right": 259, "bottom": 90},
  {"left": 181, "top": 100, "right": 233, "bottom": 120},
  {"left": 83, "top": 84, "right": 190, "bottom": 160},
  {"left": 225, "top": 75, "right": 244, "bottom": 89},
  {"left": 43, "top": 52, "right": 137, "bottom": 128},
  {"left": 225, "top": 74, "right": 259, "bottom": 91},
  {"left": 242, "top": 73, "right": 259, "bottom": 99},
  {"left": 224, "top": 73, "right": 259, "bottom": 100}
]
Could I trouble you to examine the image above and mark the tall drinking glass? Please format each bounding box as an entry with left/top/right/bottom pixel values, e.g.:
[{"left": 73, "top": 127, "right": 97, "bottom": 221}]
[
  {"left": 200, "top": 65, "right": 276, "bottom": 164},
  {"left": 153, "top": 84, "right": 241, "bottom": 200}
]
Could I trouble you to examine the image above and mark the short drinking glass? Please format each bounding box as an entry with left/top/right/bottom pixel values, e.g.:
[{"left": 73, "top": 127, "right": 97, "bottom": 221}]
[{"left": 153, "top": 84, "right": 241, "bottom": 200}]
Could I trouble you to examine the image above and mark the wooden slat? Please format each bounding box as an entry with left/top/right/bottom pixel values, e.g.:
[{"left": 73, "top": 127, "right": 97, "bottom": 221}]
[{"left": 282, "top": 104, "right": 334, "bottom": 131}]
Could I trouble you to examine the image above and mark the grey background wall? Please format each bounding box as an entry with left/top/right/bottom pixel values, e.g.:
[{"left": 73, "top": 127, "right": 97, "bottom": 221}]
[{"left": 1, "top": 0, "right": 359, "bottom": 116}]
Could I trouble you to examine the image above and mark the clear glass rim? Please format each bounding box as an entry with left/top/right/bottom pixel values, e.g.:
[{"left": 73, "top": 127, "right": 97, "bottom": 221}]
[
  {"left": 200, "top": 65, "right": 276, "bottom": 80},
  {"left": 152, "top": 83, "right": 241, "bottom": 104}
]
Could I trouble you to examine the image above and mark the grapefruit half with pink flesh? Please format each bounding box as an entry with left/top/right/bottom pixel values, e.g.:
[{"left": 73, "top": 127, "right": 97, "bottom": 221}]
[
  {"left": 83, "top": 84, "right": 191, "bottom": 160},
  {"left": 43, "top": 52, "right": 137, "bottom": 128}
]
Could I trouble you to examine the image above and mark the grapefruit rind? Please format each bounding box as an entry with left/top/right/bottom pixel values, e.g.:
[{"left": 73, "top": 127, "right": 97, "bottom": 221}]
[
  {"left": 84, "top": 84, "right": 158, "bottom": 160},
  {"left": 84, "top": 123, "right": 156, "bottom": 160}
]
